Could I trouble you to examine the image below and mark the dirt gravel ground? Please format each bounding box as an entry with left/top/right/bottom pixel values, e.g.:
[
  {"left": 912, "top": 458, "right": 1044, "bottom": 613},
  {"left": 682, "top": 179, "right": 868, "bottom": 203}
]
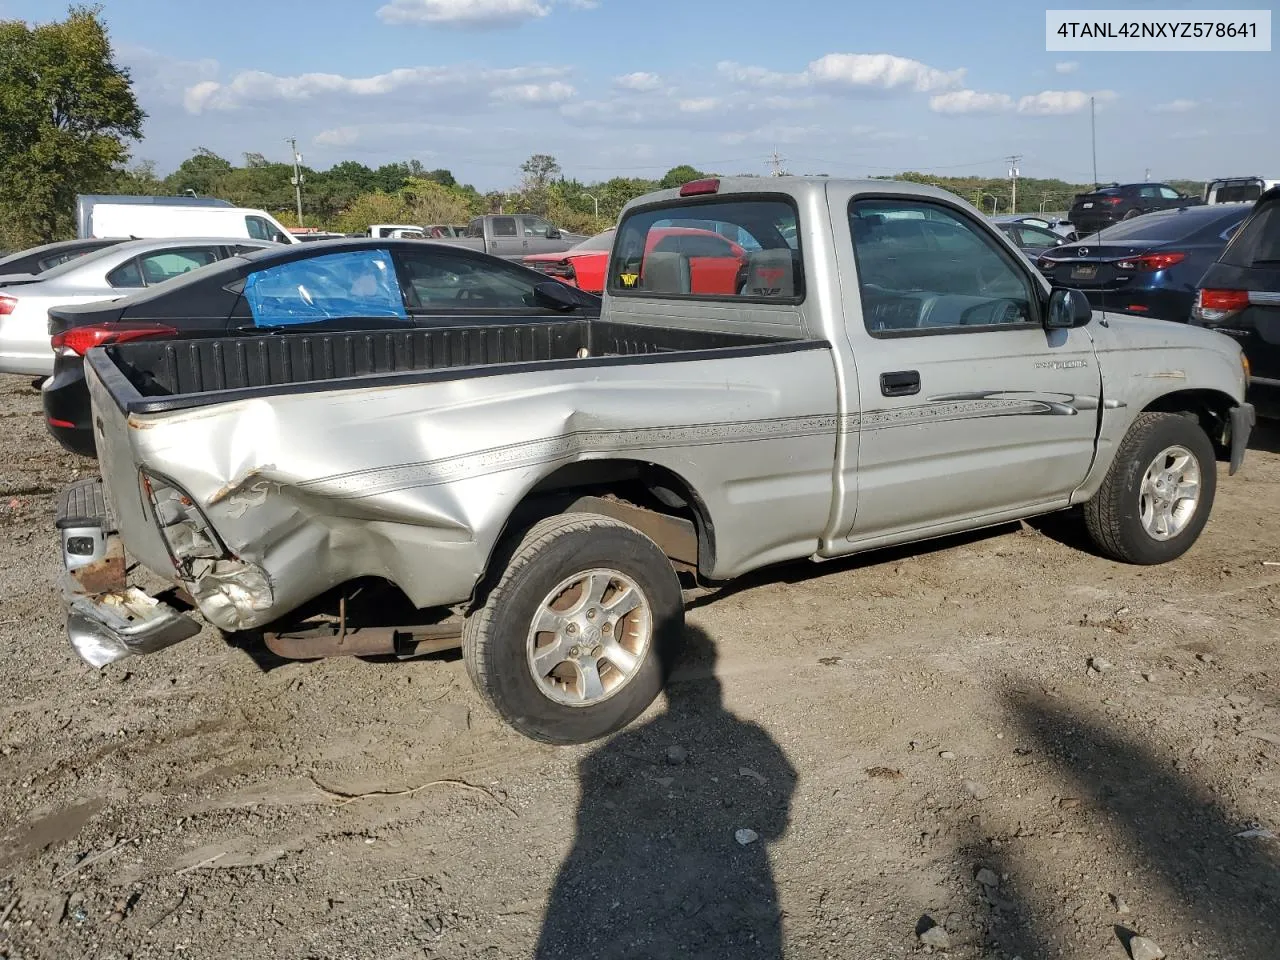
[{"left": 1, "top": 370, "right": 1278, "bottom": 960}]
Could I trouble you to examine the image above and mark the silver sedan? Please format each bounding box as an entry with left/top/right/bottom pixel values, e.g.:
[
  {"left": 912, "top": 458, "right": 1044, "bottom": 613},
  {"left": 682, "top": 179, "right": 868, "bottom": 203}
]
[{"left": 0, "top": 237, "right": 277, "bottom": 377}]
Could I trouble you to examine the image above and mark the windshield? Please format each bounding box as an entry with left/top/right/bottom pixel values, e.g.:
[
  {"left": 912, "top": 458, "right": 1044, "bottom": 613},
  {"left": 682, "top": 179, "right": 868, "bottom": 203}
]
[
  {"left": 571, "top": 230, "right": 616, "bottom": 253},
  {"left": 1091, "top": 207, "right": 1246, "bottom": 242}
]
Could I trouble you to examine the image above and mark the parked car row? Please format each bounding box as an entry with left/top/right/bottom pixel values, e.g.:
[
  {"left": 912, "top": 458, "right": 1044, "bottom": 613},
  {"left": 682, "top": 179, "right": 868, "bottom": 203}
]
[{"left": 1, "top": 238, "right": 276, "bottom": 377}]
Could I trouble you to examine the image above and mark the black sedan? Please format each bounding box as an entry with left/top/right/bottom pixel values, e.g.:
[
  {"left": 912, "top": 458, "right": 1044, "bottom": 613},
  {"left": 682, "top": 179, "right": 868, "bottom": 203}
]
[
  {"left": 1035, "top": 204, "right": 1252, "bottom": 323},
  {"left": 44, "top": 239, "right": 601, "bottom": 456},
  {"left": 0, "top": 238, "right": 124, "bottom": 279}
]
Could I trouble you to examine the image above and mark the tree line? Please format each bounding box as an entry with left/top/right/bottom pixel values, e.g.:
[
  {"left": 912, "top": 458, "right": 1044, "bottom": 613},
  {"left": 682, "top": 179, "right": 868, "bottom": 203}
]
[{"left": 0, "top": 7, "right": 1207, "bottom": 250}]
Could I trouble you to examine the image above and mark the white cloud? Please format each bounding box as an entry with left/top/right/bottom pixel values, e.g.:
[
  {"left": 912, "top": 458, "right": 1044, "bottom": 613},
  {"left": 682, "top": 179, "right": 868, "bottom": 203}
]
[
  {"left": 491, "top": 80, "right": 575, "bottom": 103},
  {"left": 929, "top": 86, "right": 1114, "bottom": 116},
  {"left": 1054, "top": 60, "right": 1079, "bottom": 74},
  {"left": 375, "top": 0, "right": 594, "bottom": 26},
  {"left": 678, "top": 97, "right": 720, "bottom": 113},
  {"left": 716, "top": 61, "right": 809, "bottom": 89},
  {"left": 1153, "top": 98, "right": 1198, "bottom": 113},
  {"left": 313, "top": 126, "right": 360, "bottom": 147},
  {"left": 614, "top": 72, "right": 662, "bottom": 92},
  {"left": 183, "top": 64, "right": 571, "bottom": 112},
  {"left": 1016, "top": 89, "right": 1114, "bottom": 115},
  {"left": 377, "top": 0, "right": 548, "bottom": 26},
  {"left": 719, "top": 53, "right": 964, "bottom": 97},
  {"left": 929, "top": 89, "right": 1015, "bottom": 115},
  {"left": 807, "top": 53, "right": 965, "bottom": 93}
]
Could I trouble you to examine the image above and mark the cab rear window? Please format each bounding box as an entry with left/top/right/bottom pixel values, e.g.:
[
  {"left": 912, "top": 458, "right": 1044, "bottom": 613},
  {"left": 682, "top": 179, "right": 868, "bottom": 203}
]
[{"left": 608, "top": 197, "right": 802, "bottom": 302}]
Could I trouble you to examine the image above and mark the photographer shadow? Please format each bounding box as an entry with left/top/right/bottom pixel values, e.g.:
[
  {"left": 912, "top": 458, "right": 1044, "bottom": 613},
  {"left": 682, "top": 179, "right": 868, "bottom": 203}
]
[{"left": 535, "top": 624, "right": 797, "bottom": 959}]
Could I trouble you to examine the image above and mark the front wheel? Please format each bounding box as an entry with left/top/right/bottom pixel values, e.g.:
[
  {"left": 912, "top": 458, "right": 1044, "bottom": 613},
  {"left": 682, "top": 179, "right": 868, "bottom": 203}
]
[
  {"left": 1083, "top": 412, "right": 1217, "bottom": 564},
  {"left": 463, "top": 513, "right": 684, "bottom": 744}
]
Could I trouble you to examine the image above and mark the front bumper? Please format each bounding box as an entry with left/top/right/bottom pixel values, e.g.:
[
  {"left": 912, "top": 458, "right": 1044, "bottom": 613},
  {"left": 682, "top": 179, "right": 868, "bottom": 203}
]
[
  {"left": 1230, "top": 402, "right": 1256, "bottom": 475},
  {"left": 57, "top": 478, "right": 200, "bottom": 668}
]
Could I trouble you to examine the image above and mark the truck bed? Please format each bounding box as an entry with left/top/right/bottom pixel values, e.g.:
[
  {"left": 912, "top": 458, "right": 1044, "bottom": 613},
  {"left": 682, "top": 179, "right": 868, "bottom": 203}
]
[{"left": 91, "top": 318, "right": 817, "bottom": 415}]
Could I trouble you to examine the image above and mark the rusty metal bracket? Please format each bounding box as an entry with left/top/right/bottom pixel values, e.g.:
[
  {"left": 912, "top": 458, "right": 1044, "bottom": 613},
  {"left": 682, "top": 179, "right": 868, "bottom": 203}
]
[
  {"left": 67, "top": 537, "right": 127, "bottom": 596},
  {"left": 263, "top": 622, "right": 462, "bottom": 660},
  {"left": 565, "top": 495, "right": 698, "bottom": 569}
]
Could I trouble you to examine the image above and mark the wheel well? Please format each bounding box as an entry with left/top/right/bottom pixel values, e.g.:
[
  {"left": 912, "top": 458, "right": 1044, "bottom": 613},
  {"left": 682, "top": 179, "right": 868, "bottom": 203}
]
[
  {"left": 1141, "top": 389, "right": 1235, "bottom": 459},
  {"left": 492, "top": 459, "right": 716, "bottom": 578}
]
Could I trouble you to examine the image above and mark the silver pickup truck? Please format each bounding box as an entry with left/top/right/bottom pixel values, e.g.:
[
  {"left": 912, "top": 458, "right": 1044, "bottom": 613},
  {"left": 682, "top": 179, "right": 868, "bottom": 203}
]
[
  {"left": 56, "top": 177, "right": 1254, "bottom": 744},
  {"left": 435, "top": 214, "right": 588, "bottom": 259}
]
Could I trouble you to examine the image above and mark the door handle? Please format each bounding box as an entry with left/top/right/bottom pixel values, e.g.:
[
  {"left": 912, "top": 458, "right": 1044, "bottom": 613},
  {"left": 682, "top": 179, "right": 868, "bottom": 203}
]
[{"left": 880, "top": 370, "right": 921, "bottom": 397}]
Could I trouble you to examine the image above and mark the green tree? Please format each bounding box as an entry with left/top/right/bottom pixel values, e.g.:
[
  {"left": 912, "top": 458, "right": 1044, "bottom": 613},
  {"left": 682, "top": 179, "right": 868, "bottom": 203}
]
[
  {"left": 334, "top": 191, "right": 412, "bottom": 234},
  {"left": 0, "top": 5, "right": 144, "bottom": 245},
  {"left": 402, "top": 178, "right": 475, "bottom": 226},
  {"left": 100, "top": 159, "right": 164, "bottom": 196},
  {"left": 659, "top": 165, "right": 708, "bottom": 190},
  {"left": 164, "top": 147, "right": 233, "bottom": 197}
]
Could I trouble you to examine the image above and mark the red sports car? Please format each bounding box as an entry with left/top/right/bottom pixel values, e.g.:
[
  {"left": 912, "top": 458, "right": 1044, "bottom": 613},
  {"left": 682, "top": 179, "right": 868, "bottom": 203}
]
[{"left": 523, "top": 227, "right": 746, "bottom": 295}]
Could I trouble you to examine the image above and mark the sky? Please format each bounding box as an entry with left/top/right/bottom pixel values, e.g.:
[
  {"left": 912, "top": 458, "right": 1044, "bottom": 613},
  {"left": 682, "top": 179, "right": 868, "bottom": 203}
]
[{"left": 7, "top": 0, "right": 1276, "bottom": 190}]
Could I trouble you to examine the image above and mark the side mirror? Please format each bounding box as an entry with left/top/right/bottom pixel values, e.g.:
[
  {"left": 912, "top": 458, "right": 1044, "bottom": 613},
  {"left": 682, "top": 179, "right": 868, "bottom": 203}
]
[
  {"left": 547, "top": 228, "right": 562, "bottom": 240},
  {"left": 1046, "top": 287, "right": 1093, "bottom": 329},
  {"left": 532, "top": 280, "right": 582, "bottom": 311}
]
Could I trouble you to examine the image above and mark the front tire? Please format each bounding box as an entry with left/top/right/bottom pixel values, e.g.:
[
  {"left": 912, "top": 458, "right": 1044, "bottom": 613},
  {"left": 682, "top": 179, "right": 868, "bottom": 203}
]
[
  {"left": 463, "top": 513, "right": 684, "bottom": 744},
  {"left": 1083, "top": 412, "right": 1217, "bottom": 564}
]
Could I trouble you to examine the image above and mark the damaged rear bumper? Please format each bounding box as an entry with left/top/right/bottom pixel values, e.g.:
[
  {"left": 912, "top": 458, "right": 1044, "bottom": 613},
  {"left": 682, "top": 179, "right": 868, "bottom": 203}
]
[{"left": 57, "top": 478, "right": 200, "bottom": 668}]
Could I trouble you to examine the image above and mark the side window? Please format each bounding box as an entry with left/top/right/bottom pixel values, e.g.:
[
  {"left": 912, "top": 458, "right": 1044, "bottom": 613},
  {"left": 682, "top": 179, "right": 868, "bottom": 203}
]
[
  {"left": 522, "top": 217, "right": 552, "bottom": 238},
  {"left": 244, "top": 249, "right": 407, "bottom": 327},
  {"left": 245, "top": 216, "right": 275, "bottom": 241},
  {"left": 1139, "top": 186, "right": 1160, "bottom": 199},
  {"left": 1222, "top": 203, "right": 1280, "bottom": 267},
  {"left": 491, "top": 217, "right": 518, "bottom": 238},
  {"left": 1017, "top": 225, "right": 1063, "bottom": 247},
  {"left": 106, "top": 258, "right": 144, "bottom": 289},
  {"left": 135, "top": 248, "right": 220, "bottom": 286},
  {"left": 466, "top": 218, "right": 484, "bottom": 238},
  {"left": 652, "top": 233, "right": 736, "bottom": 258},
  {"left": 1159, "top": 186, "right": 1181, "bottom": 200},
  {"left": 850, "top": 198, "right": 1037, "bottom": 335},
  {"left": 609, "top": 198, "right": 800, "bottom": 300},
  {"left": 396, "top": 249, "right": 541, "bottom": 311}
]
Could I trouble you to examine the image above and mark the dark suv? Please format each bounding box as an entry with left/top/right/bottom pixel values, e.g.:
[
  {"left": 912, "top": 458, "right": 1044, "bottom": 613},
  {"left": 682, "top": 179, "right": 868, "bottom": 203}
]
[
  {"left": 1069, "top": 182, "right": 1200, "bottom": 236},
  {"left": 1191, "top": 186, "right": 1280, "bottom": 416}
]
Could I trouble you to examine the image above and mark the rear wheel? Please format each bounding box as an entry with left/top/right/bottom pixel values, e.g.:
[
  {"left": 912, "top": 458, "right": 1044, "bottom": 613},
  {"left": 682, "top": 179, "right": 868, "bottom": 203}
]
[
  {"left": 1083, "top": 412, "right": 1217, "bottom": 564},
  {"left": 1122, "top": 209, "right": 1140, "bottom": 220},
  {"left": 463, "top": 513, "right": 684, "bottom": 744}
]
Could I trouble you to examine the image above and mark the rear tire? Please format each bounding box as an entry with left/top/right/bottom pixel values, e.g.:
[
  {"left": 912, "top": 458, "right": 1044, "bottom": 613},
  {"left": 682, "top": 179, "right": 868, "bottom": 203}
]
[
  {"left": 1122, "top": 209, "right": 1140, "bottom": 220},
  {"left": 463, "top": 513, "right": 684, "bottom": 745},
  {"left": 1083, "top": 412, "right": 1216, "bottom": 564}
]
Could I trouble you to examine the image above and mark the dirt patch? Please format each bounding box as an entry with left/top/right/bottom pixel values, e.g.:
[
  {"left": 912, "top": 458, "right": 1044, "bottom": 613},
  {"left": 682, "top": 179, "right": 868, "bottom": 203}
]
[{"left": 0, "top": 374, "right": 1277, "bottom": 959}]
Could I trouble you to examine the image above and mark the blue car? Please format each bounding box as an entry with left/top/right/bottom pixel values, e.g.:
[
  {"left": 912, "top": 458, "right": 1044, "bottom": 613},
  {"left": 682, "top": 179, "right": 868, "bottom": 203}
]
[{"left": 1036, "top": 204, "right": 1252, "bottom": 323}]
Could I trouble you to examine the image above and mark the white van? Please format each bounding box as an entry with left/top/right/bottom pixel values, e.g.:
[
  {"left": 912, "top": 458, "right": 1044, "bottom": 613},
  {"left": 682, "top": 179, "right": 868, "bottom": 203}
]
[
  {"left": 1203, "top": 177, "right": 1280, "bottom": 205},
  {"left": 76, "top": 195, "right": 301, "bottom": 245}
]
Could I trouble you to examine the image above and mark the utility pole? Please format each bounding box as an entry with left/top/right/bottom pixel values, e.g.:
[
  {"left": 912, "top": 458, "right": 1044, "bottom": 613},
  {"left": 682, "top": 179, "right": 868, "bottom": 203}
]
[
  {"left": 1090, "top": 96, "right": 1098, "bottom": 188},
  {"left": 767, "top": 149, "right": 787, "bottom": 177},
  {"left": 583, "top": 193, "right": 600, "bottom": 219},
  {"left": 1144, "top": 167, "right": 1151, "bottom": 182},
  {"left": 286, "top": 137, "right": 305, "bottom": 226},
  {"left": 1006, "top": 155, "right": 1022, "bottom": 213}
]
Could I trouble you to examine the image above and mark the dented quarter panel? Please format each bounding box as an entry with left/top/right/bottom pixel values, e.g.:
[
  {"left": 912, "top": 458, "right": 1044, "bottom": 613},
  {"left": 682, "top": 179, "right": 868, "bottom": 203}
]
[
  {"left": 1071, "top": 311, "right": 1248, "bottom": 501},
  {"left": 89, "top": 349, "right": 839, "bottom": 629}
]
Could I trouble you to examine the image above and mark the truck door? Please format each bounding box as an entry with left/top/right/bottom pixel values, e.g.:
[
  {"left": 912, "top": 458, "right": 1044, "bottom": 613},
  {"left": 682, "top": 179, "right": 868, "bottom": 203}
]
[
  {"left": 488, "top": 217, "right": 523, "bottom": 258},
  {"left": 835, "top": 194, "right": 1101, "bottom": 542},
  {"left": 520, "top": 216, "right": 558, "bottom": 254}
]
